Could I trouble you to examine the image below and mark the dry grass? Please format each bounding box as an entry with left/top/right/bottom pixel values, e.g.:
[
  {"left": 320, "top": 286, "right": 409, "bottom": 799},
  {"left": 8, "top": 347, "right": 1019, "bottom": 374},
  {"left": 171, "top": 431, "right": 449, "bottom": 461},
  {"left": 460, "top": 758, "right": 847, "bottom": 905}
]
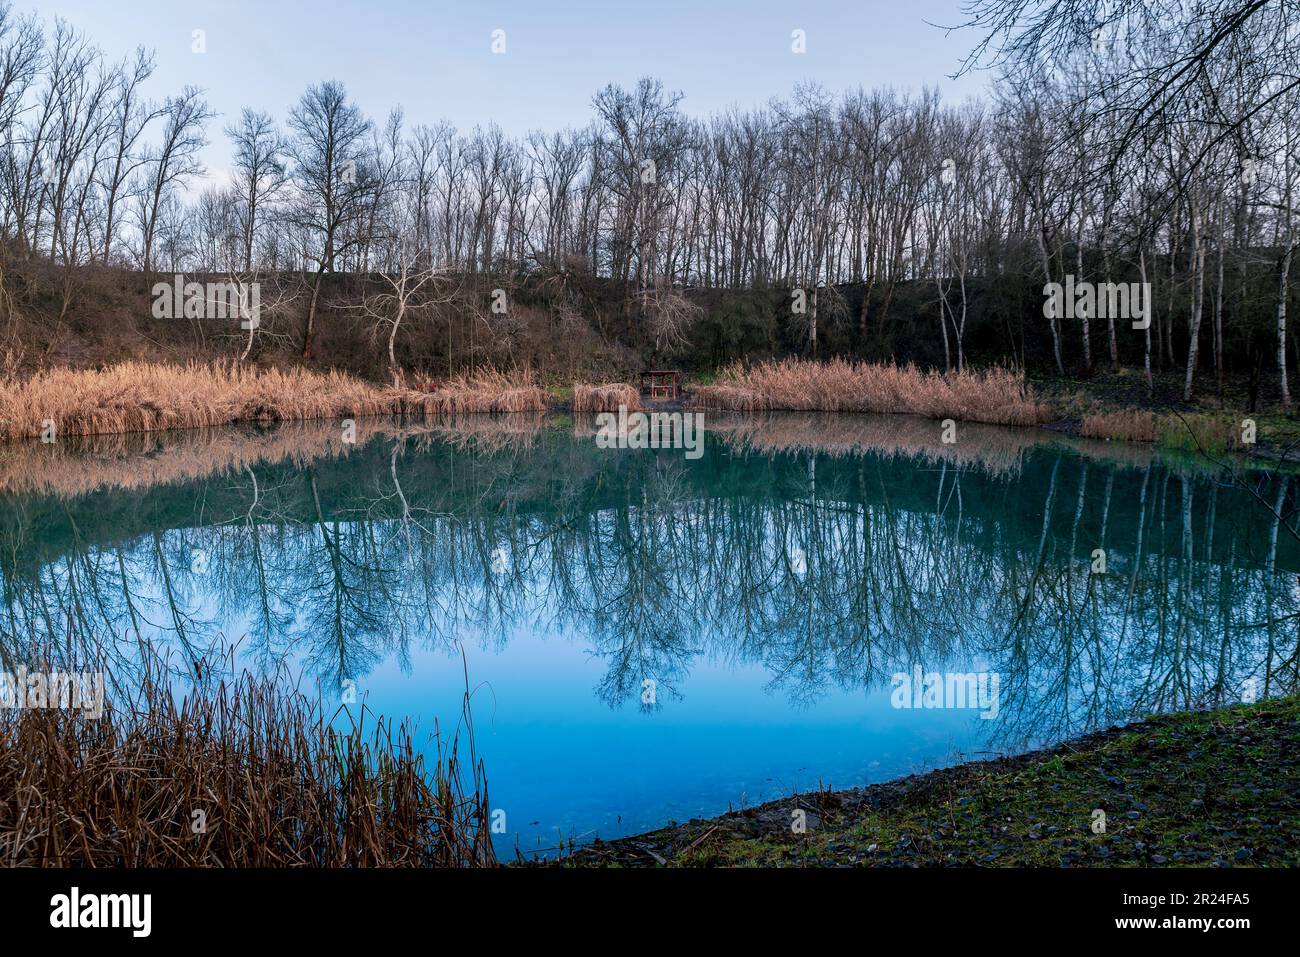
[
  {"left": 690, "top": 359, "right": 1052, "bottom": 427},
  {"left": 572, "top": 383, "right": 641, "bottom": 413},
  {"left": 0, "top": 361, "right": 546, "bottom": 442},
  {"left": 405, "top": 370, "right": 548, "bottom": 416},
  {"left": 1081, "top": 410, "right": 1156, "bottom": 443},
  {"left": 0, "top": 649, "right": 496, "bottom": 867}
]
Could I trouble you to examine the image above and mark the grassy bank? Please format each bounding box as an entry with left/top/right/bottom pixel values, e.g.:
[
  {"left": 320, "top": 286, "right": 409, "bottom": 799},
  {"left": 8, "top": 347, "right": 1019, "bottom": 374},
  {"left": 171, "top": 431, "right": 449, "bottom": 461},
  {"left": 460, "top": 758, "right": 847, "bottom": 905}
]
[
  {"left": 4, "top": 358, "right": 1293, "bottom": 467},
  {"left": 1, "top": 359, "right": 1054, "bottom": 443},
  {"left": 556, "top": 695, "right": 1300, "bottom": 867},
  {"left": 0, "top": 653, "right": 496, "bottom": 867},
  {"left": 1037, "top": 368, "right": 1300, "bottom": 460}
]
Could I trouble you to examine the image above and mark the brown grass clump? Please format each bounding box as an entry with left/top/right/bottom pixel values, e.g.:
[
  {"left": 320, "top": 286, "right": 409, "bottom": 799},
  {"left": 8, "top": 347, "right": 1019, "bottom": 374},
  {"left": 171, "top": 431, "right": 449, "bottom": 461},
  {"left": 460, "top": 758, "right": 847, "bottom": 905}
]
[
  {"left": 691, "top": 383, "right": 768, "bottom": 412},
  {"left": 1081, "top": 410, "right": 1156, "bottom": 442},
  {"left": 690, "top": 358, "right": 1052, "bottom": 427},
  {"left": 0, "top": 362, "right": 547, "bottom": 442},
  {"left": 0, "top": 650, "right": 497, "bottom": 867},
  {"left": 572, "top": 383, "right": 641, "bottom": 413},
  {"left": 405, "top": 370, "right": 548, "bottom": 416}
]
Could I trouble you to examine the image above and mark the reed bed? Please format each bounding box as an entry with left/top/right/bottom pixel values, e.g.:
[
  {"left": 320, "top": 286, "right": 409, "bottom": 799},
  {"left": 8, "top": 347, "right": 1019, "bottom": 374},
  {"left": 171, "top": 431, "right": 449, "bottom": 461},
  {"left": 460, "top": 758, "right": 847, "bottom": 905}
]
[
  {"left": 690, "top": 358, "right": 1052, "bottom": 427},
  {"left": 1081, "top": 410, "right": 1156, "bottom": 443},
  {"left": 0, "top": 652, "right": 496, "bottom": 867},
  {"left": 404, "top": 370, "right": 548, "bottom": 416},
  {"left": 0, "top": 361, "right": 546, "bottom": 442},
  {"left": 572, "top": 383, "right": 641, "bottom": 413}
]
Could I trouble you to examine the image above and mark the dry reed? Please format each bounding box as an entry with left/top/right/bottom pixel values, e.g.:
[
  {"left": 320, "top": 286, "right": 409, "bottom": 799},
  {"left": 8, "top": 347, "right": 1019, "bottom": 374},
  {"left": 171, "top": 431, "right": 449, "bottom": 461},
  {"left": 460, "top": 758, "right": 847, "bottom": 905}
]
[
  {"left": 1080, "top": 410, "right": 1156, "bottom": 442},
  {"left": 572, "top": 383, "right": 641, "bottom": 413},
  {"left": 0, "top": 649, "right": 496, "bottom": 867},
  {"left": 404, "top": 370, "right": 548, "bottom": 416},
  {"left": 690, "top": 358, "right": 1052, "bottom": 427},
  {"left": 0, "top": 361, "right": 546, "bottom": 442}
]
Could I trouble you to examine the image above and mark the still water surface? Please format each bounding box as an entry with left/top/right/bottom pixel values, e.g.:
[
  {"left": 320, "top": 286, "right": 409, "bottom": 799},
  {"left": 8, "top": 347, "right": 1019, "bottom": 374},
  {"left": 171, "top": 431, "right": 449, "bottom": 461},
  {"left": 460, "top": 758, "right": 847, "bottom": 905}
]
[{"left": 2, "top": 413, "right": 1296, "bottom": 855}]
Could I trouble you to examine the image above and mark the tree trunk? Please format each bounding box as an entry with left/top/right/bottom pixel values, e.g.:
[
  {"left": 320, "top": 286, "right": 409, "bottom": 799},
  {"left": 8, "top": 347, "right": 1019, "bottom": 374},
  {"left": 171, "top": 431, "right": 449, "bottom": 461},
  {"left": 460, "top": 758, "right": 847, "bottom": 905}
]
[
  {"left": 1139, "top": 246, "right": 1153, "bottom": 396},
  {"left": 1038, "top": 227, "right": 1064, "bottom": 374},
  {"left": 1077, "top": 235, "right": 1091, "bottom": 370},
  {"left": 302, "top": 269, "right": 323, "bottom": 360},
  {"left": 1214, "top": 198, "right": 1226, "bottom": 399},
  {"left": 1278, "top": 242, "right": 1294, "bottom": 415},
  {"left": 1183, "top": 201, "right": 1204, "bottom": 402}
]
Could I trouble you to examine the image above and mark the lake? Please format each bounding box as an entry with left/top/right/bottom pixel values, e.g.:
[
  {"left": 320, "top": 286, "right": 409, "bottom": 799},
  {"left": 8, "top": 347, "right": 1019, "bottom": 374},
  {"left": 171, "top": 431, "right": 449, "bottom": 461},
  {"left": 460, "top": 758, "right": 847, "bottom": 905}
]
[{"left": 2, "top": 412, "right": 1296, "bottom": 858}]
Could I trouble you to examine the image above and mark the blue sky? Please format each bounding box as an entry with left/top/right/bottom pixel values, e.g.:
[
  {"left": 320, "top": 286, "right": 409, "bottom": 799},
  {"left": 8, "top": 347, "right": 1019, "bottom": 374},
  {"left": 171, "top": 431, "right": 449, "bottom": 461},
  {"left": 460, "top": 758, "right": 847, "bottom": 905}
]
[{"left": 30, "top": 1, "right": 990, "bottom": 179}]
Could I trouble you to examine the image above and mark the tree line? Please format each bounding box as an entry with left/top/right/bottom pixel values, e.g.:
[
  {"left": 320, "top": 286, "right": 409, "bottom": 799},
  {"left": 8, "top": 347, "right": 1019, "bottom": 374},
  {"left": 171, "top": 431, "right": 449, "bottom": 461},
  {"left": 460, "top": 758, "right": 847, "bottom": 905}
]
[{"left": 0, "top": 1, "right": 1297, "bottom": 397}]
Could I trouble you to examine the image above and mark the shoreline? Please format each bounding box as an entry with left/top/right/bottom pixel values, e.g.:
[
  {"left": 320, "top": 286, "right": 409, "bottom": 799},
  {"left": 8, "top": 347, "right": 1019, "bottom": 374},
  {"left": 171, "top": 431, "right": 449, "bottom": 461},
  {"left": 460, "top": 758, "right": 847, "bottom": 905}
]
[
  {"left": 0, "top": 394, "right": 1289, "bottom": 462},
  {"left": 2, "top": 361, "right": 1294, "bottom": 467},
  {"left": 549, "top": 696, "right": 1300, "bottom": 868},
  {"left": 1, "top": 403, "right": 1288, "bottom": 482}
]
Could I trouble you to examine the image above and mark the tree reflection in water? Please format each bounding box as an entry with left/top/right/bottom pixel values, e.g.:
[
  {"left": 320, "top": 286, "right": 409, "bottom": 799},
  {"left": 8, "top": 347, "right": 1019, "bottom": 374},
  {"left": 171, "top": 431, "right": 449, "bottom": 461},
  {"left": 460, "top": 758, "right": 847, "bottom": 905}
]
[{"left": 1, "top": 413, "right": 1297, "bottom": 758}]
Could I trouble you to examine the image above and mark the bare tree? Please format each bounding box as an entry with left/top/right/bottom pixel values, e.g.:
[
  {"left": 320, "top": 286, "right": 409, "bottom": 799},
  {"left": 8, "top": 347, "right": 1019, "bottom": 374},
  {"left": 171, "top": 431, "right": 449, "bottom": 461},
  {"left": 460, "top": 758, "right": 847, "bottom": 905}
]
[
  {"left": 138, "top": 86, "right": 211, "bottom": 273},
  {"left": 284, "top": 80, "right": 372, "bottom": 358},
  {"left": 226, "top": 108, "right": 287, "bottom": 271}
]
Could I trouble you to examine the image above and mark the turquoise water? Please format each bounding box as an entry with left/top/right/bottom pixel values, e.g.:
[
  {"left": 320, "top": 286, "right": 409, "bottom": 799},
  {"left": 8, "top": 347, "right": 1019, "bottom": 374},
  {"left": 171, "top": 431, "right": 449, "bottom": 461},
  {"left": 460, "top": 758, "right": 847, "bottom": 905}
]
[{"left": 3, "top": 414, "right": 1297, "bottom": 856}]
